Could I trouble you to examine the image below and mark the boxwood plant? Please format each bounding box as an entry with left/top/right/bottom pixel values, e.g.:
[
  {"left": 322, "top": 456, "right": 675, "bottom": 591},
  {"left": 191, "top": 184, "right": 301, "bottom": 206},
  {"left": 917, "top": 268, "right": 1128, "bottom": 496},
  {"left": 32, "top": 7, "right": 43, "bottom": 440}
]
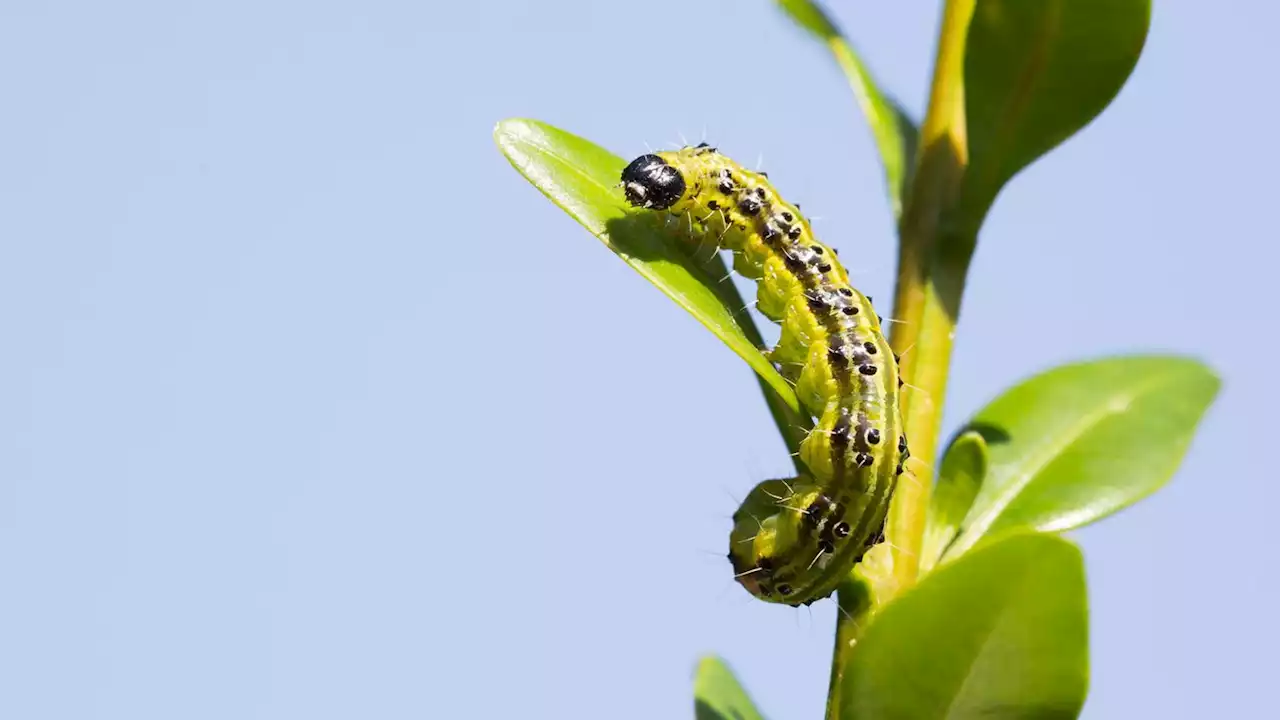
[{"left": 495, "top": 1, "right": 1216, "bottom": 718}]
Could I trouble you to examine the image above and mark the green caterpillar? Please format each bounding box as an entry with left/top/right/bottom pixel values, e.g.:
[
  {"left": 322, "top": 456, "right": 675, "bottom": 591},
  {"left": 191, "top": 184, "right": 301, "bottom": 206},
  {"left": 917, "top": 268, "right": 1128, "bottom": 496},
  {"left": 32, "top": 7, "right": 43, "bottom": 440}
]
[{"left": 621, "top": 144, "right": 910, "bottom": 606}]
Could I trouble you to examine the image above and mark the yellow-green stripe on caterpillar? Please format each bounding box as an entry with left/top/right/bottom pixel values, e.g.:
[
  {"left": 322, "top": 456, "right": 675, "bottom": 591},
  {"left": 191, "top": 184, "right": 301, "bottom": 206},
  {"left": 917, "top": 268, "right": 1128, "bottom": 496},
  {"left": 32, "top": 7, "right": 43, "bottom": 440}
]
[{"left": 621, "top": 145, "right": 910, "bottom": 607}]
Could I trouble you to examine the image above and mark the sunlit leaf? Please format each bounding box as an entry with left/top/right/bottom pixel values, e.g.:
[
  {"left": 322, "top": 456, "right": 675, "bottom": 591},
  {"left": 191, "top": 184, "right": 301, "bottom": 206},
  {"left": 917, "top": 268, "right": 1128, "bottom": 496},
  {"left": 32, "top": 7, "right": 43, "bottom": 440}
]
[
  {"left": 945, "top": 355, "right": 1218, "bottom": 561},
  {"left": 495, "top": 118, "right": 810, "bottom": 457},
  {"left": 840, "top": 533, "right": 1088, "bottom": 720}
]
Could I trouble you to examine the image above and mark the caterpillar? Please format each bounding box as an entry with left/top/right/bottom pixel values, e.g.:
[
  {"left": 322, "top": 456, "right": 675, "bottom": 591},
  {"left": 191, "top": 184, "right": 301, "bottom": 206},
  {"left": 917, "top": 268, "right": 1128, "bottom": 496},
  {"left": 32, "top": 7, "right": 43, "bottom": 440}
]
[{"left": 620, "top": 144, "right": 910, "bottom": 607}]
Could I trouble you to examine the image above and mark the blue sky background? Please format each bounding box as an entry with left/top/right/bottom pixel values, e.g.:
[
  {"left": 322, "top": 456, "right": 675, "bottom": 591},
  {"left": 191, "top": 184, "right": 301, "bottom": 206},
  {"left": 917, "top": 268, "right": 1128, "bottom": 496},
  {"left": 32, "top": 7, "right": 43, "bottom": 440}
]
[{"left": 1, "top": 1, "right": 1275, "bottom": 718}]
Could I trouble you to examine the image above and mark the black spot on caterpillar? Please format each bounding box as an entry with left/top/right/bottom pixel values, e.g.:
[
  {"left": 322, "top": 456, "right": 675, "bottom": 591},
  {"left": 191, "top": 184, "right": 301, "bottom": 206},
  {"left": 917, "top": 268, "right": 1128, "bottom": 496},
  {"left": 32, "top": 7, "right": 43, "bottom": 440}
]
[{"left": 621, "top": 146, "right": 910, "bottom": 606}]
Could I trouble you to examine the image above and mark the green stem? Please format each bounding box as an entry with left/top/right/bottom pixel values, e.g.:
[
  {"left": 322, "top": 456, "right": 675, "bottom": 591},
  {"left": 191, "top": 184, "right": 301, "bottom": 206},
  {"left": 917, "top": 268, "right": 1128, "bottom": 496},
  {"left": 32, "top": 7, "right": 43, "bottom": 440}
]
[
  {"left": 825, "top": 0, "right": 977, "bottom": 716},
  {"left": 887, "top": 0, "right": 975, "bottom": 596},
  {"left": 823, "top": 578, "right": 871, "bottom": 717}
]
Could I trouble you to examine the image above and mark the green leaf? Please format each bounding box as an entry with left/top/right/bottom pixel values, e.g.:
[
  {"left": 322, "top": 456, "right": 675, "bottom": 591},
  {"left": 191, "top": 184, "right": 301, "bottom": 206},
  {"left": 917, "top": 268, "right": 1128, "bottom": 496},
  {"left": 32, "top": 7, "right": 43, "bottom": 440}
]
[
  {"left": 920, "top": 430, "right": 987, "bottom": 573},
  {"left": 840, "top": 533, "right": 1088, "bottom": 720},
  {"left": 959, "top": 0, "right": 1151, "bottom": 234},
  {"left": 494, "top": 118, "right": 811, "bottom": 459},
  {"left": 775, "top": 0, "right": 918, "bottom": 218},
  {"left": 694, "top": 656, "right": 767, "bottom": 720},
  {"left": 944, "top": 356, "right": 1219, "bottom": 561}
]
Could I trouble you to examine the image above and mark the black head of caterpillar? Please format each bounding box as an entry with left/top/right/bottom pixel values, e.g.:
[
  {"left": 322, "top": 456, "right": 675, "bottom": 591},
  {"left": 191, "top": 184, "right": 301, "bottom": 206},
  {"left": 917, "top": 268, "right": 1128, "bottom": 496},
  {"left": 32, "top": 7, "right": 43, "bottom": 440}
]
[
  {"left": 621, "top": 144, "right": 911, "bottom": 607},
  {"left": 621, "top": 154, "right": 686, "bottom": 210}
]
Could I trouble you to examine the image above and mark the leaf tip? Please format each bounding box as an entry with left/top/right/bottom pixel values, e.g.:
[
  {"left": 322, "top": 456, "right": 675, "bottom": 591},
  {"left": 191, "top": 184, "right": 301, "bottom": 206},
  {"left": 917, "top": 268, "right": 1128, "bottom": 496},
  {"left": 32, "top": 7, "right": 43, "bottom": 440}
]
[
  {"left": 775, "top": 0, "right": 840, "bottom": 40},
  {"left": 493, "top": 117, "right": 557, "bottom": 158},
  {"left": 1198, "top": 361, "right": 1223, "bottom": 391},
  {"left": 693, "top": 654, "right": 727, "bottom": 679},
  {"left": 1157, "top": 354, "right": 1223, "bottom": 399},
  {"left": 492, "top": 117, "right": 526, "bottom": 150}
]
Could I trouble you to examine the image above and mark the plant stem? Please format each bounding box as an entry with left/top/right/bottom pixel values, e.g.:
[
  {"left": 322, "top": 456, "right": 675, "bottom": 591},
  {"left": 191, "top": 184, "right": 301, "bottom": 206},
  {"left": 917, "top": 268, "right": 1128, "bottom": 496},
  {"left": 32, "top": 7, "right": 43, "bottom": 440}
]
[
  {"left": 824, "top": 578, "right": 871, "bottom": 717},
  {"left": 826, "top": 0, "right": 976, "bottom": 716},
  {"left": 886, "top": 0, "right": 975, "bottom": 607}
]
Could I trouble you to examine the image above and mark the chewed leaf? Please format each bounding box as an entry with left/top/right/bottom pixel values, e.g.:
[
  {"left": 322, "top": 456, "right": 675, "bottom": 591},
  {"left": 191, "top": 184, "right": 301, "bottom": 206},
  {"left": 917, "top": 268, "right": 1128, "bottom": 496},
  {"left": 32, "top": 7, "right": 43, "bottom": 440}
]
[
  {"left": 944, "top": 355, "right": 1219, "bottom": 561},
  {"left": 494, "top": 118, "right": 809, "bottom": 457},
  {"left": 775, "top": 0, "right": 918, "bottom": 217}
]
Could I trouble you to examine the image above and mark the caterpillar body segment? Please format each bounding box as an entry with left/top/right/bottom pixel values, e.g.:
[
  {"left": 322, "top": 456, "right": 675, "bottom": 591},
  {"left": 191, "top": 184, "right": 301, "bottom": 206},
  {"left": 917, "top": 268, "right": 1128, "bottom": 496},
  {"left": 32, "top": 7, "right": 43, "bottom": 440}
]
[{"left": 621, "top": 145, "right": 911, "bottom": 606}]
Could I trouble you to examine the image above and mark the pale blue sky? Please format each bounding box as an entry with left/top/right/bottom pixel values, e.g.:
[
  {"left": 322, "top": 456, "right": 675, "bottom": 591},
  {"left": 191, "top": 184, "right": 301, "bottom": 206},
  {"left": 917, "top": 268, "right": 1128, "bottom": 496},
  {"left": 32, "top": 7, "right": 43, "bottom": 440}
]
[{"left": 1, "top": 1, "right": 1274, "bottom": 718}]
